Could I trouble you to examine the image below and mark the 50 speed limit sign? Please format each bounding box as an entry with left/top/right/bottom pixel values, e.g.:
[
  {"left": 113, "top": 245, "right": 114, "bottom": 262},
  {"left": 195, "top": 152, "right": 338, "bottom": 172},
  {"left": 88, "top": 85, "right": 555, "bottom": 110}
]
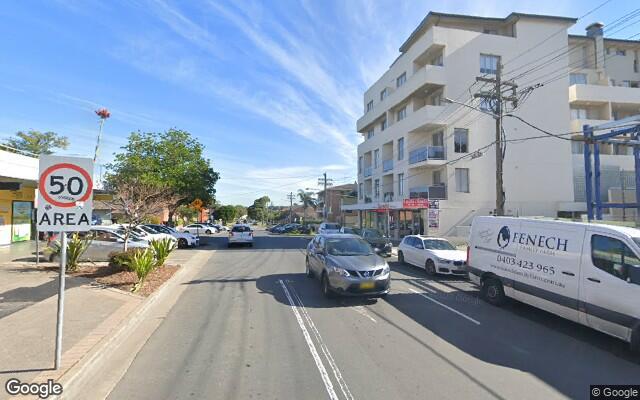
[{"left": 37, "top": 155, "right": 94, "bottom": 232}]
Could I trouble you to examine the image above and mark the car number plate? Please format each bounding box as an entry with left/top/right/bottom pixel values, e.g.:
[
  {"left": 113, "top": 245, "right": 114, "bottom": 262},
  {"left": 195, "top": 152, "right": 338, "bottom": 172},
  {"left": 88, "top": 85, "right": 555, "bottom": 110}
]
[{"left": 360, "top": 282, "right": 375, "bottom": 290}]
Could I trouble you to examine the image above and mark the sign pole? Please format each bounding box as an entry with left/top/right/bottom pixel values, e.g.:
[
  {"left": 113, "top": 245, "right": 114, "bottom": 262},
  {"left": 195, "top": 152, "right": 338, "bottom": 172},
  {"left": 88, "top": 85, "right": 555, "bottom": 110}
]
[
  {"left": 54, "top": 232, "right": 67, "bottom": 369},
  {"left": 35, "top": 208, "right": 39, "bottom": 267}
]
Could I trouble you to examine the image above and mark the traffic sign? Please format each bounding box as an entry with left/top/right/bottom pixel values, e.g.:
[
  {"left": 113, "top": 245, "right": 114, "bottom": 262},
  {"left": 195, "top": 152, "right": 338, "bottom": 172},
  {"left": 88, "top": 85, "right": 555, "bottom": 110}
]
[{"left": 37, "top": 155, "right": 94, "bottom": 232}]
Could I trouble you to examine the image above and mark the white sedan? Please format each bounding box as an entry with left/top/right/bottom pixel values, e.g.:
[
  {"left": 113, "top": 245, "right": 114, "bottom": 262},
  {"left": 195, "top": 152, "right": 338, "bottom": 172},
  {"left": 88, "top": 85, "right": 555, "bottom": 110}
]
[
  {"left": 397, "top": 236, "right": 468, "bottom": 277},
  {"left": 143, "top": 224, "right": 199, "bottom": 248},
  {"left": 228, "top": 224, "right": 253, "bottom": 247},
  {"left": 180, "top": 224, "right": 218, "bottom": 235}
]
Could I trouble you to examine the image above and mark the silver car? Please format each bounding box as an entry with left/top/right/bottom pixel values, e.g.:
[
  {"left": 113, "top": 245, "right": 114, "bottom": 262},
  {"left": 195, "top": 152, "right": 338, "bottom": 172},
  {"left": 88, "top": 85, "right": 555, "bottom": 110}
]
[{"left": 305, "top": 234, "right": 390, "bottom": 298}]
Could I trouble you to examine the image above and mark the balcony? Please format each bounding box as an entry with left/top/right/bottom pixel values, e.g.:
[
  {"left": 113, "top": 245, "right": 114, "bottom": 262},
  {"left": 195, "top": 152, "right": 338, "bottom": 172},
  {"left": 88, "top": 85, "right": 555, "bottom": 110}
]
[
  {"left": 382, "top": 159, "right": 393, "bottom": 173},
  {"left": 569, "top": 84, "right": 640, "bottom": 105},
  {"left": 383, "top": 192, "right": 394, "bottom": 202},
  {"left": 408, "top": 146, "right": 445, "bottom": 164},
  {"left": 364, "top": 196, "right": 372, "bottom": 203},
  {"left": 570, "top": 119, "right": 609, "bottom": 133},
  {"left": 409, "top": 185, "right": 447, "bottom": 200},
  {"left": 364, "top": 166, "right": 373, "bottom": 177}
]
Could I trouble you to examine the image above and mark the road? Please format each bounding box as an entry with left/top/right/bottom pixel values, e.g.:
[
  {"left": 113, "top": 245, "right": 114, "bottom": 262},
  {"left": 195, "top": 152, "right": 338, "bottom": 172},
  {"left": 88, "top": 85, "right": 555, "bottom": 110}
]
[{"left": 108, "top": 229, "right": 640, "bottom": 400}]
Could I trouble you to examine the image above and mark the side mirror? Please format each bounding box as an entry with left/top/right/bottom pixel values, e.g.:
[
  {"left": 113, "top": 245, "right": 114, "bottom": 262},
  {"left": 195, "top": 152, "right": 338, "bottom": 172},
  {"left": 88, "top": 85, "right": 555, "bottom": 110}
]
[{"left": 627, "top": 266, "right": 640, "bottom": 285}]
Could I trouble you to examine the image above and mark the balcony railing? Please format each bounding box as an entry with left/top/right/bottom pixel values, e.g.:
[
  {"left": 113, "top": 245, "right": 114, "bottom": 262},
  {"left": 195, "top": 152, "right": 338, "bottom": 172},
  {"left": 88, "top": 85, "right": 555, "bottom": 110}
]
[
  {"left": 383, "top": 192, "right": 394, "bottom": 202},
  {"left": 408, "top": 146, "right": 445, "bottom": 164},
  {"left": 408, "top": 185, "right": 447, "bottom": 200},
  {"left": 364, "top": 166, "right": 373, "bottom": 177},
  {"left": 382, "top": 159, "right": 393, "bottom": 172}
]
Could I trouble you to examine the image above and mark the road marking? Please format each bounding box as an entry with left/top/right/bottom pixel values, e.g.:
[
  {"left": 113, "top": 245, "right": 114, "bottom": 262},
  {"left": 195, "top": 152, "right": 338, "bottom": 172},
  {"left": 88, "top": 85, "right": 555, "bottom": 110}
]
[
  {"left": 288, "top": 283, "right": 355, "bottom": 400},
  {"left": 352, "top": 306, "right": 377, "bottom": 323},
  {"left": 278, "top": 280, "right": 339, "bottom": 400},
  {"left": 424, "top": 281, "right": 456, "bottom": 293},
  {"left": 408, "top": 288, "right": 481, "bottom": 325}
]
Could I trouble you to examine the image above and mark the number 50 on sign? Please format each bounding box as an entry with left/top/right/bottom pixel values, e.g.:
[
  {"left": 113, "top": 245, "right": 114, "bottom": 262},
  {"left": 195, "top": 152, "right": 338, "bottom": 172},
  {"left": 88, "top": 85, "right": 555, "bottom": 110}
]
[{"left": 37, "top": 155, "right": 94, "bottom": 232}]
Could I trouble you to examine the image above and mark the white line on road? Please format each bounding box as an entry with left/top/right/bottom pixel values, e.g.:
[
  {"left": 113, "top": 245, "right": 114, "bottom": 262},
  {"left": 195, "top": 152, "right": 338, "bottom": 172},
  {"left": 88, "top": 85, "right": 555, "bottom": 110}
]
[
  {"left": 352, "top": 306, "right": 377, "bottom": 323},
  {"left": 408, "top": 288, "right": 481, "bottom": 325},
  {"left": 278, "top": 280, "right": 339, "bottom": 400},
  {"left": 288, "top": 284, "right": 355, "bottom": 400}
]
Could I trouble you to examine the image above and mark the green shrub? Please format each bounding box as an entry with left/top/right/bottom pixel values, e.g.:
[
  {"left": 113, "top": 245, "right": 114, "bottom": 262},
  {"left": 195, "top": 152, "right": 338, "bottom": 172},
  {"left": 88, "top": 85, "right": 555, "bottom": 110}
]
[
  {"left": 150, "top": 238, "right": 176, "bottom": 267},
  {"left": 130, "top": 248, "right": 157, "bottom": 292},
  {"left": 108, "top": 248, "right": 147, "bottom": 271},
  {"left": 48, "top": 233, "right": 92, "bottom": 272}
]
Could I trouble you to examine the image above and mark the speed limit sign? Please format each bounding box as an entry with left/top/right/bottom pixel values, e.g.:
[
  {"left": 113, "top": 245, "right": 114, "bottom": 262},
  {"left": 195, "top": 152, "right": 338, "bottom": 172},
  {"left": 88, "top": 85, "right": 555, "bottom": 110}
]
[{"left": 37, "top": 155, "right": 94, "bottom": 232}]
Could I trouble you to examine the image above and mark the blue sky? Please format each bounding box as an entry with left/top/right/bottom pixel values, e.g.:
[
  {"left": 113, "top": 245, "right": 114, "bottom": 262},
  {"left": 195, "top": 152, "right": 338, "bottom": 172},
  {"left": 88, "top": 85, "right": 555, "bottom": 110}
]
[{"left": 1, "top": 0, "right": 638, "bottom": 206}]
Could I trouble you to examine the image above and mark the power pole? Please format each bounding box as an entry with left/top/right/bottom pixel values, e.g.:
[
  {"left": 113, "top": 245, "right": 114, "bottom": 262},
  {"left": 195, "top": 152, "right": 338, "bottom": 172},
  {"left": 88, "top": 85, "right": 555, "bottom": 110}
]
[
  {"left": 474, "top": 60, "right": 518, "bottom": 216},
  {"left": 287, "top": 192, "right": 294, "bottom": 223},
  {"left": 318, "top": 173, "right": 334, "bottom": 221}
]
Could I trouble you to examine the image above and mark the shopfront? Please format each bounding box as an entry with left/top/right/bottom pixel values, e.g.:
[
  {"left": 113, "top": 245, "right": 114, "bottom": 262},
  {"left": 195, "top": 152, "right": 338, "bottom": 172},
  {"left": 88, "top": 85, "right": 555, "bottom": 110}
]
[
  {"left": 357, "top": 198, "right": 439, "bottom": 241},
  {"left": 0, "top": 186, "right": 35, "bottom": 245}
]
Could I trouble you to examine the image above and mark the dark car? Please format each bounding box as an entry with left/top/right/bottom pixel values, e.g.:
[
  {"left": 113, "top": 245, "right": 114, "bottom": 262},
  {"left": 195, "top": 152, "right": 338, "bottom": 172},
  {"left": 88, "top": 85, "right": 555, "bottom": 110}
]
[{"left": 340, "top": 227, "right": 392, "bottom": 257}]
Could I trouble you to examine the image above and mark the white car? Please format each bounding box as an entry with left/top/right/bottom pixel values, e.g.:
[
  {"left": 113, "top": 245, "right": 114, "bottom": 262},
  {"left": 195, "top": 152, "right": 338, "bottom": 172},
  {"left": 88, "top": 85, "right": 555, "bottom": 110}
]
[
  {"left": 129, "top": 225, "right": 177, "bottom": 244},
  {"left": 48, "top": 228, "right": 149, "bottom": 262},
  {"left": 144, "top": 224, "right": 199, "bottom": 248},
  {"left": 398, "top": 235, "right": 467, "bottom": 276},
  {"left": 228, "top": 224, "right": 253, "bottom": 247},
  {"left": 181, "top": 224, "right": 217, "bottom": 235},
  {"left": 318, "top": 222, "right": 341, "bottom": 235},
  {"left": 213, "top": 224, "right": 229, "bottom": 232}
]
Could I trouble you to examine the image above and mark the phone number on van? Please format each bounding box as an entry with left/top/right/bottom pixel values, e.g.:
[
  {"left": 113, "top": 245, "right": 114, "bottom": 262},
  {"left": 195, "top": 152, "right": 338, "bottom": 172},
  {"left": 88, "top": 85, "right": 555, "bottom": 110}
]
[{"left": 496, "top": 255, "right": 556, "bottom": 275}]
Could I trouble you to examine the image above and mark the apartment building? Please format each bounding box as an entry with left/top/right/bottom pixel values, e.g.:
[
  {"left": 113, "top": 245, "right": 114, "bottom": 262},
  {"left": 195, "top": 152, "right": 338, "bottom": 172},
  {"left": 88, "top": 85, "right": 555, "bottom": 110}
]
[{"left": 344, "top": 12, "right": 640, "bottom": 239}]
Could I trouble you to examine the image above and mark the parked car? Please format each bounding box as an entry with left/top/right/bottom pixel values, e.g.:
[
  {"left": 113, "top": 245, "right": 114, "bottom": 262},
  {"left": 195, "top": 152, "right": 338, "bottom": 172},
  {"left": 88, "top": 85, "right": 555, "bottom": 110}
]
[
  {"left": 267, "top": 224, "right": 283, "bottom": 232},
  {"left": 340, "top": 226, "right": 360, "bottom": 235},
  {"left": 213, "top": 224, "right": 229, "bottom": 232},
  {"left": 318, "top": 222, "right": 341, "bottom": 235},
  {"left": 306, "top": 234, "right": 390, "bottom": 298},
  {"left": 117, "top": 224, "right": 177, "bottom": 245},
  {"left": 398, "top": 235, "right": 467, "bottom": 276},
  {"left": 143, "top": 224, "right": 199, "bottom": 248},
  {"left": 48, "top": 228, "right": 149, "bottom": 262},
  {"left": 340, "top": 227, "right": 392, "bottom": 257},
  {"left": 228, "top": 224, "right": 254, "bottom": 247},
  {"left": 180, "top": 224, "right": 217, "bottom": 235},
  {"left": 468, "top": 216, "right": 640, "bottom": 352}
]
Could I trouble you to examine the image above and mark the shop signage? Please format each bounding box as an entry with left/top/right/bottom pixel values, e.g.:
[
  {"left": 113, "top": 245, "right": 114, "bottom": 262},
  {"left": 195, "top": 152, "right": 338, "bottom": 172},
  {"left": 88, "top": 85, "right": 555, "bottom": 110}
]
[{"left": 402, "top": 198, "right": 429, "bottom": 209}]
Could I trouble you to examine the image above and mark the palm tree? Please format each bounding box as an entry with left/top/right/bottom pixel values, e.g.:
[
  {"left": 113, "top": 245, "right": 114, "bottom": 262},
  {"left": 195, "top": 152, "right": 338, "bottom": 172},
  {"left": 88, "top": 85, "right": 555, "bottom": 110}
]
[{"left": 297, "top": 190, "right": 317, "bottom": 222}]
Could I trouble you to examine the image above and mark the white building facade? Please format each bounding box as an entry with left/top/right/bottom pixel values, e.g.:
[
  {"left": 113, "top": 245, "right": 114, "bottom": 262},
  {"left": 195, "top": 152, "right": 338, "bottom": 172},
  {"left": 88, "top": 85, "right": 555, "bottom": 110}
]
[{"left": 345, "top": 12, "right": 640, "bottom": 239}]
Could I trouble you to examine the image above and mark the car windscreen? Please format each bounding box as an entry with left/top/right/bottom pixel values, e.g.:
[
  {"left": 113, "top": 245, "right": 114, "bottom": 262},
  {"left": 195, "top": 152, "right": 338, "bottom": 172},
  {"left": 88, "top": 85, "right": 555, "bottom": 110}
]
[
  {"left": 423, "top": 239, "right": 456, "bottom": 250},
  {"left": 232, "top": 226, "right": 251, "bottom": 232},
  {"left": 324, "top": 223, "right": 341, "bottom": 230},
  {"left": 139, "top": 225, "right": 158, "bottom": 234},
  {"left": 326, "top": 238, "right": 372, "bottom": 256}
]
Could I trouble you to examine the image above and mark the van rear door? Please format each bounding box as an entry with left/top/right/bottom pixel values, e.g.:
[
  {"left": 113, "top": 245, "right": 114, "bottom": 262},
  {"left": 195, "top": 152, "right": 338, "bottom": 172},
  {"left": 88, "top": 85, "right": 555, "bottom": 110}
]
[{"left": 581, "top": 231, "right": 640, "bottom": 341}]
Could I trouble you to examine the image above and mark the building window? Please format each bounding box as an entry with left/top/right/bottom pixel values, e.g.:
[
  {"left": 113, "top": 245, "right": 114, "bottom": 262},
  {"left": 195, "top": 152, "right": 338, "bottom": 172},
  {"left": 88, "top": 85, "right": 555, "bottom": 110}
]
[
  {"left": 430, "top": 54, "right": 444, "bottom": 66},
  {"left": 569, "top": 73, "right": 587, "bottom": 85},
  {"left": 398, "top": 173, "right": 404, "bottom": 196},
  {"left": 398, "top": 137, "right": 404, "bottom": 161},
  {"left": 396, "top": 72, "right": 406, "bottom": 88},
  {"left": 397, "top": 106, "right": 406, "bottom": 121},
  {"left": 483, "top": 28, "right": 498, "bottom": 35},
  {"left": 366, "top": 100, "right": 374, "bottom": 112},
  {"left": 432, "top": 170, "right": 442, "bottom": 185},
  {"left": 429, "top": 92, "right": 442, "bottom": 106},
  {"left": 570, "top": 108, "right": 588, "bottom": 120},
  {"left": 367, "top": 128, "right": 375, "bottom": 139},
  {"left": 591, "top": 235, "right": 640, "bottom": 282},
  {"left": 374, "top": 149, "right": 379, "bottom": 169},
  {"left": 359, "top": 183, "right": 363, "bottom": 200},
  {"left": 634, "top": 58, "right": 638, "bottom": 73},
  {"left": 380, "top": 88, "right": 388, "bottom": 101},
  {"left": 616, "top": 49, "right": 626, "bottom": 56},
  {"left": 454, "top": 128, "right": 469, "bottom": 153},
  {"left": 455, "top": 168, "right": 469, "bottom": 193},
  {"left": 381, "top": 118, "right": 387, "bottom": 131},
  {"left": 374, "top": 179, "right": 380, "bottom": 198},
  {"left": 358, "top": 156, "right": 363, "bottom": 173},
  {"left": 480, "top": 54, "right": 499, "bottom": 75},
  {"left": 479, "top": 98, "right": 492, "bottom": 112}
]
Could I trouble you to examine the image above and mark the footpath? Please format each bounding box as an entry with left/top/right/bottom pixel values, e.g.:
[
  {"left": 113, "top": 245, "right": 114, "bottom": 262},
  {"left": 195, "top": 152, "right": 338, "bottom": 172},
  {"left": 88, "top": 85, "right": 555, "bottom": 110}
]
[{"left": 0, "top": 240, "right": 213, "bottom": 400}]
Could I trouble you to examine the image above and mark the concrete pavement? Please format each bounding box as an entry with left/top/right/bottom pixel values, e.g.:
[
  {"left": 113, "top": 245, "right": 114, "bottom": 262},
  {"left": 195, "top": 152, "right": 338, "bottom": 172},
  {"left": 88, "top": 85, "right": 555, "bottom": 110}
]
[{"left": 104, "top": 230, "right": 640, "bottom": 400}]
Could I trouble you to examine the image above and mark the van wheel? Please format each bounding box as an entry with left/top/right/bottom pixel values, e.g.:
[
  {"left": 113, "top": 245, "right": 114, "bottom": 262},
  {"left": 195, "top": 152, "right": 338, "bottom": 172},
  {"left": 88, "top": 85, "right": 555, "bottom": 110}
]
[
  {"left": 398, "top": 251, "right": 405, "bottom": 264},
  {"left": 321, "top": 273, "right": 335, "bottom": 298},
  {"left": 482, "top": 277, "right": 506, "bottom": 306},
  {"left": 631, "top": 324, "right": 640, "bottom": 353},
  {"left": 425, "top": 259, "right": 437, "bottom": 276}
]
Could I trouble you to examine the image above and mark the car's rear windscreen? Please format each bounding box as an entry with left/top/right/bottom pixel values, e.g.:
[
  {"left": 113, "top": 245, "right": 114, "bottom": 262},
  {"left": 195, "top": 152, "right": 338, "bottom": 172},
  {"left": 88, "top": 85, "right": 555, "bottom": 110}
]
[{"left": 232, "top": 226, "right": 251, "bottom": 232}]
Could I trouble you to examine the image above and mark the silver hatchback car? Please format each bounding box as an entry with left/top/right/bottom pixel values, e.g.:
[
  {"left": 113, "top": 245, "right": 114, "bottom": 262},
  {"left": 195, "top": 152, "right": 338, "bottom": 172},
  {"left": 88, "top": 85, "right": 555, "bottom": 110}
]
[{"left": 306, "top": 234, "right": 391, "bottom": 298}]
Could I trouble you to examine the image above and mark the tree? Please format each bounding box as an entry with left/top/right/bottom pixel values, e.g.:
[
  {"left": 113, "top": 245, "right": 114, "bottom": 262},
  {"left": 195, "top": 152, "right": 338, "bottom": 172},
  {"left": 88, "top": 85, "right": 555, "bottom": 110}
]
[
  {"left": 108, "top": 179, "right": 179, "bottom": 250},
  {"left": 176, "top": 205, "right": 198, "bottom": 223},
  {"left": 217, "top": 205, "right": 237, "bottom": 224},
  {"left": 234, "top": 205, "right": 247, "bottom": 220},
  {"left": 106, "top": 129, "right": 219, "bottom": 223},
  {"left": 3, "top": 130, "right": 69, "bottom": 155},
  {"left": 297, "top": 190, "right": 317, "bottom": 222},
  {"left": 247, "top": 196, "right": 270, "bottom": 223}
]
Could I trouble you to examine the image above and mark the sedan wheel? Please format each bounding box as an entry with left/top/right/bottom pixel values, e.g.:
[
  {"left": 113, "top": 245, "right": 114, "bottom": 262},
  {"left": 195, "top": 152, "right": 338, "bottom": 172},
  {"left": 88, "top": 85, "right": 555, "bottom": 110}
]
[
  {"left": 205, "top": 229, "right": 212, "bottom": 234},
  {"left": 178, "top": 238, "right": 187, "bottom": 249},
  {"left": 425, "top": 259, "right": 437, "bottom": 276},
  {"left": 321, "top": 273, "right": 335, "bottom": 298},
  {"left": 398, "top": 250, "right": 405, "bottom": 264},
  {"left": 305, "top": 258, "right": 313, "bottom": 278}
]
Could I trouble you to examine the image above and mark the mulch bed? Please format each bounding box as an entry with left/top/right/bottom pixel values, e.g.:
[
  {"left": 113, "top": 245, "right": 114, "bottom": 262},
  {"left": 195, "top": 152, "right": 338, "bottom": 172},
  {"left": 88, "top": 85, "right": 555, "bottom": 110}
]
[{"left": 36, "top": 262, "right": 180, "bottom": 297}]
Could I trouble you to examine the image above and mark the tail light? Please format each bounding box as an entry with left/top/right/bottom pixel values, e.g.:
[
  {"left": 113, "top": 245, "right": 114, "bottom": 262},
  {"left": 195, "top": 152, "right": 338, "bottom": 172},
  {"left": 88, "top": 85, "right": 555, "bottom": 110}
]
[{"left": 466, "top": 245, "right": 470, "bottom": 265}]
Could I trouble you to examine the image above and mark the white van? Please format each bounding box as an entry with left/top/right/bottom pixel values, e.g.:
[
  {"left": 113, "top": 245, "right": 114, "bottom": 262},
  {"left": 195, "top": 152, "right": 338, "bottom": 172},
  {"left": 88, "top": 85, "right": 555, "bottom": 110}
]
[{"left": 468, "top": 216, "right": 640, "bottom": 351}]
